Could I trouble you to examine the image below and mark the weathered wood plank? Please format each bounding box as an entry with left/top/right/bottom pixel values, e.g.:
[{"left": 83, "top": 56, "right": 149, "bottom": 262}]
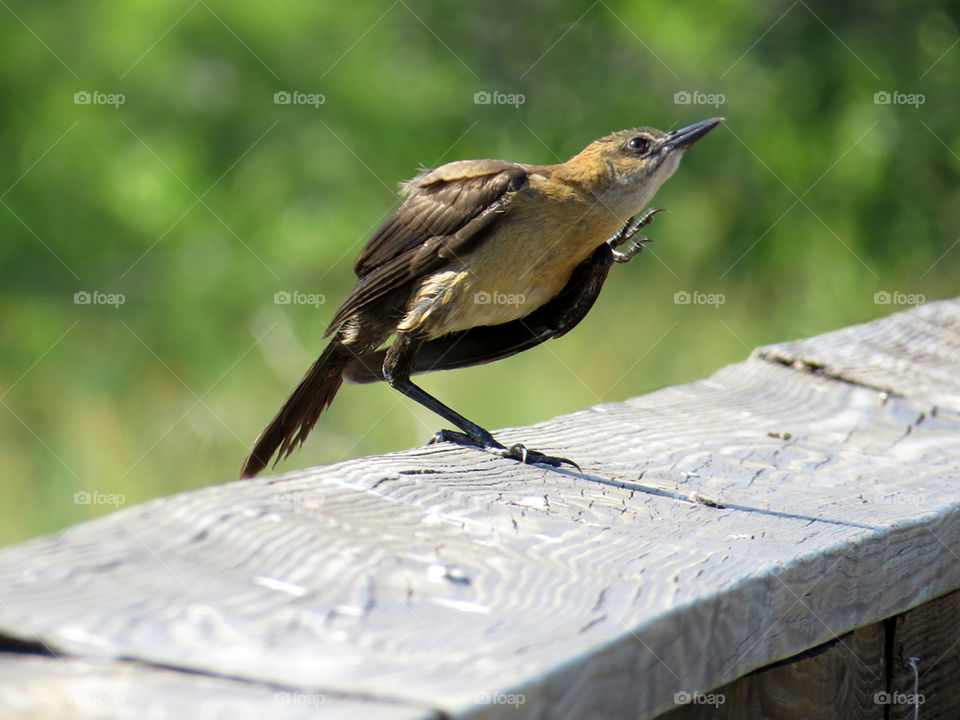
[
  {"left": 0, "top": 299, "right": 958, "bottom": 718},
  {"left": 657, "top": 622, "right": 887, "bottom": 719},
  {"left": 756, "top": 299, "right": 960, "bottom": 410},
  {"left": 658, "top": 585, "right": 960, "bottom": 719},
  {"left": 886, "top": 590, "right": 960, "bottom": 720},
  {"left": 0, "top": 652, "right": 436, "bottom": 720}
]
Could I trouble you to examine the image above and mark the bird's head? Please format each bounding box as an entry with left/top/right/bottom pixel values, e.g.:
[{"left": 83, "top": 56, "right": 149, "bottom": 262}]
[{"left": 566, "top": 117, "right": 723, "bottom": 217}]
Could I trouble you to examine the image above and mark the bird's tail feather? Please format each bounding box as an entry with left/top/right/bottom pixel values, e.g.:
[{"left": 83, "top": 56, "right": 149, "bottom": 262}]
[{"left": 239, "top": 340, "right": 353, "bottom": 478}]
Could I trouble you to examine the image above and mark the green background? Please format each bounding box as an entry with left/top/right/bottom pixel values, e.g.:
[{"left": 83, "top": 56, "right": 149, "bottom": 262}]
[{"left": 1, "top": 1, "right": 957, "bottom": 546}]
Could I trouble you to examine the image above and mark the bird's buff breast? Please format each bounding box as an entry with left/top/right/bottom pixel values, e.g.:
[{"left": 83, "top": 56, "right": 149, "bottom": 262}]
[{"left": 398, "top": 208, "right": 622, "bottom": 339}]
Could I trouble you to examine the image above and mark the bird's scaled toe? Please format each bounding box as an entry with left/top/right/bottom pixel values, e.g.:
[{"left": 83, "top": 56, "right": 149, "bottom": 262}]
[
  {"left": 497, "top": 443, "right": 581, "bottom": 471},
  {"left": 428, "top": 429, "right": 481, "bottom": 447},
  {"left": 609, "top": 206, "right": 666, "bottom": 250},
  {"left": 612, "top": 236, "right": 652, "bottom": 263}
]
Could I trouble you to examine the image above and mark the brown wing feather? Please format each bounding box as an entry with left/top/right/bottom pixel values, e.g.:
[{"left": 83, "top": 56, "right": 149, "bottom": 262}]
[
  {"left": 354, "top": 159, "right": 525, "bottom": 276},
  {"left": 323, "top": 160, "right": 528, "bottom": 337}
]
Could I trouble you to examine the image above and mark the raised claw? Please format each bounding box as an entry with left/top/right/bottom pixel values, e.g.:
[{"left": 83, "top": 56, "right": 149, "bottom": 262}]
[
  {"left": 608, "top": 207, "right": 666, "bottom": 250},
  {"left": 612, "top": 236, "right": 652, "bottom": 263}
]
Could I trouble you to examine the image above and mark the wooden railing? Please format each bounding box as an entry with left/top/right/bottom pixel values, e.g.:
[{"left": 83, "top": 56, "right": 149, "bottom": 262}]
[{"left": 1, "top": 298, "right": 958, "bottom": 719}]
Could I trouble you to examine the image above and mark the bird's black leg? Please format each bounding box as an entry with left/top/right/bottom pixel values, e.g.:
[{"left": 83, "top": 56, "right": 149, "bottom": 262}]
[
  {"left": 608, "top": 207, "right": 665, "bottom": 263},
  {"left": 383, "top": 332, "right": 579, "bottom": 470}
]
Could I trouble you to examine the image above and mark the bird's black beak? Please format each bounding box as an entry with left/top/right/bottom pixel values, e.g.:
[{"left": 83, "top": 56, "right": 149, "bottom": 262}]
[{"left": 663, "top": 117, "right": 724, "bottom": 151}]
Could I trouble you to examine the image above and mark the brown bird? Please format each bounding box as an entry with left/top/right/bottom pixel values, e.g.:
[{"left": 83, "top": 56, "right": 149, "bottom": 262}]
[{"left": 240, "top": 117, "right": 722, "bottom": 478}]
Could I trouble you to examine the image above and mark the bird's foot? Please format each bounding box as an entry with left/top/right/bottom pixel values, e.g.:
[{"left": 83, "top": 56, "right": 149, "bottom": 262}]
[
  {"left": 428, "top": 429, "right": 480, "bottom": 447},
  {"left": 612, "top": 236, "right": 652, "bottom": 264},
  {"left": 493, "top": 443, "right": 581, "bottom": 471},
  {"left": 428, "top": 430, "right": 580, "bottom": 471},
  {"left": 608, "top": 207, "right": 666, "bottom": 263}
]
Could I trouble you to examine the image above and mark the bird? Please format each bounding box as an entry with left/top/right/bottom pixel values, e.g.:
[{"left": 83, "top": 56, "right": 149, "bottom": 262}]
[{"left": 240, "top": 117, "right": 723, "bottom": 478}]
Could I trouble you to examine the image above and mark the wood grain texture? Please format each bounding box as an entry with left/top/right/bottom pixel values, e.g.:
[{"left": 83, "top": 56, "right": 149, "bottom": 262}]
[
  {"left": 0, "top": 298, "right": 958, "bottom": 719},
  {"left": 657, "top": 622, "right": 887, "bottom": 719},
  {"left": 0, "top": 652, "right": 436, "bottom": 720},
  {"left": 886, "top": 589, "right": 960, "bottom": 720},
  {"left": 756, "top": 299, "right": 960, "bottom": 410}
]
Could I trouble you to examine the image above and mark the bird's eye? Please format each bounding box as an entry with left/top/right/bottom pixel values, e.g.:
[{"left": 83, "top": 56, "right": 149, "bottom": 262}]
[{"left": 627, "top": 136, "right": 651, "bottom": 153}]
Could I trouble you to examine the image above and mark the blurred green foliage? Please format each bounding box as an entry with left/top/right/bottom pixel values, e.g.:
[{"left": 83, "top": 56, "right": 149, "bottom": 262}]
[{"left": 1, "top": 1, "right": 957, "bottom": 546}]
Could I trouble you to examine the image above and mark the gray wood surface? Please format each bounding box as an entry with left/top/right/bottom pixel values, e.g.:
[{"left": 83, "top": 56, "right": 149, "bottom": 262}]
[
  {"left": 658, "top": 623, "right": 887, "bottom": 719},
  {"left": 756, "top": 298, "right": 960, "bottom": 406},
  {"left": 887, "top": 590, "right": 960, "bottom": 719},
  {"left": 0, "top": 652, "right": 437, "bottom": 720},
  {"left": 0, "top": 298, "right": 958, "bottom": 719},
  {"left": 659, "top": 587, "right": 960, "bottom": 719}
]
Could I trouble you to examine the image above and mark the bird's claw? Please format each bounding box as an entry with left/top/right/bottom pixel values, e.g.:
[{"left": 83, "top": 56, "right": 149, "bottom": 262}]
[
  {"left": 608, "top": 207, "right": 666, "bottom": 262},
  {"left": 612, "top": 236, "right": 651, "bottom": 263}
]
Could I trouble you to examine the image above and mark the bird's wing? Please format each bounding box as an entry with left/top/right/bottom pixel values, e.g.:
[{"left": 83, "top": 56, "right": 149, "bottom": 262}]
[
  {"left": 342, "top": 243, "right": 617, "bottom": 383},
  {"left": 324, "top": 159, "right": 529, "bottom": 337}
]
